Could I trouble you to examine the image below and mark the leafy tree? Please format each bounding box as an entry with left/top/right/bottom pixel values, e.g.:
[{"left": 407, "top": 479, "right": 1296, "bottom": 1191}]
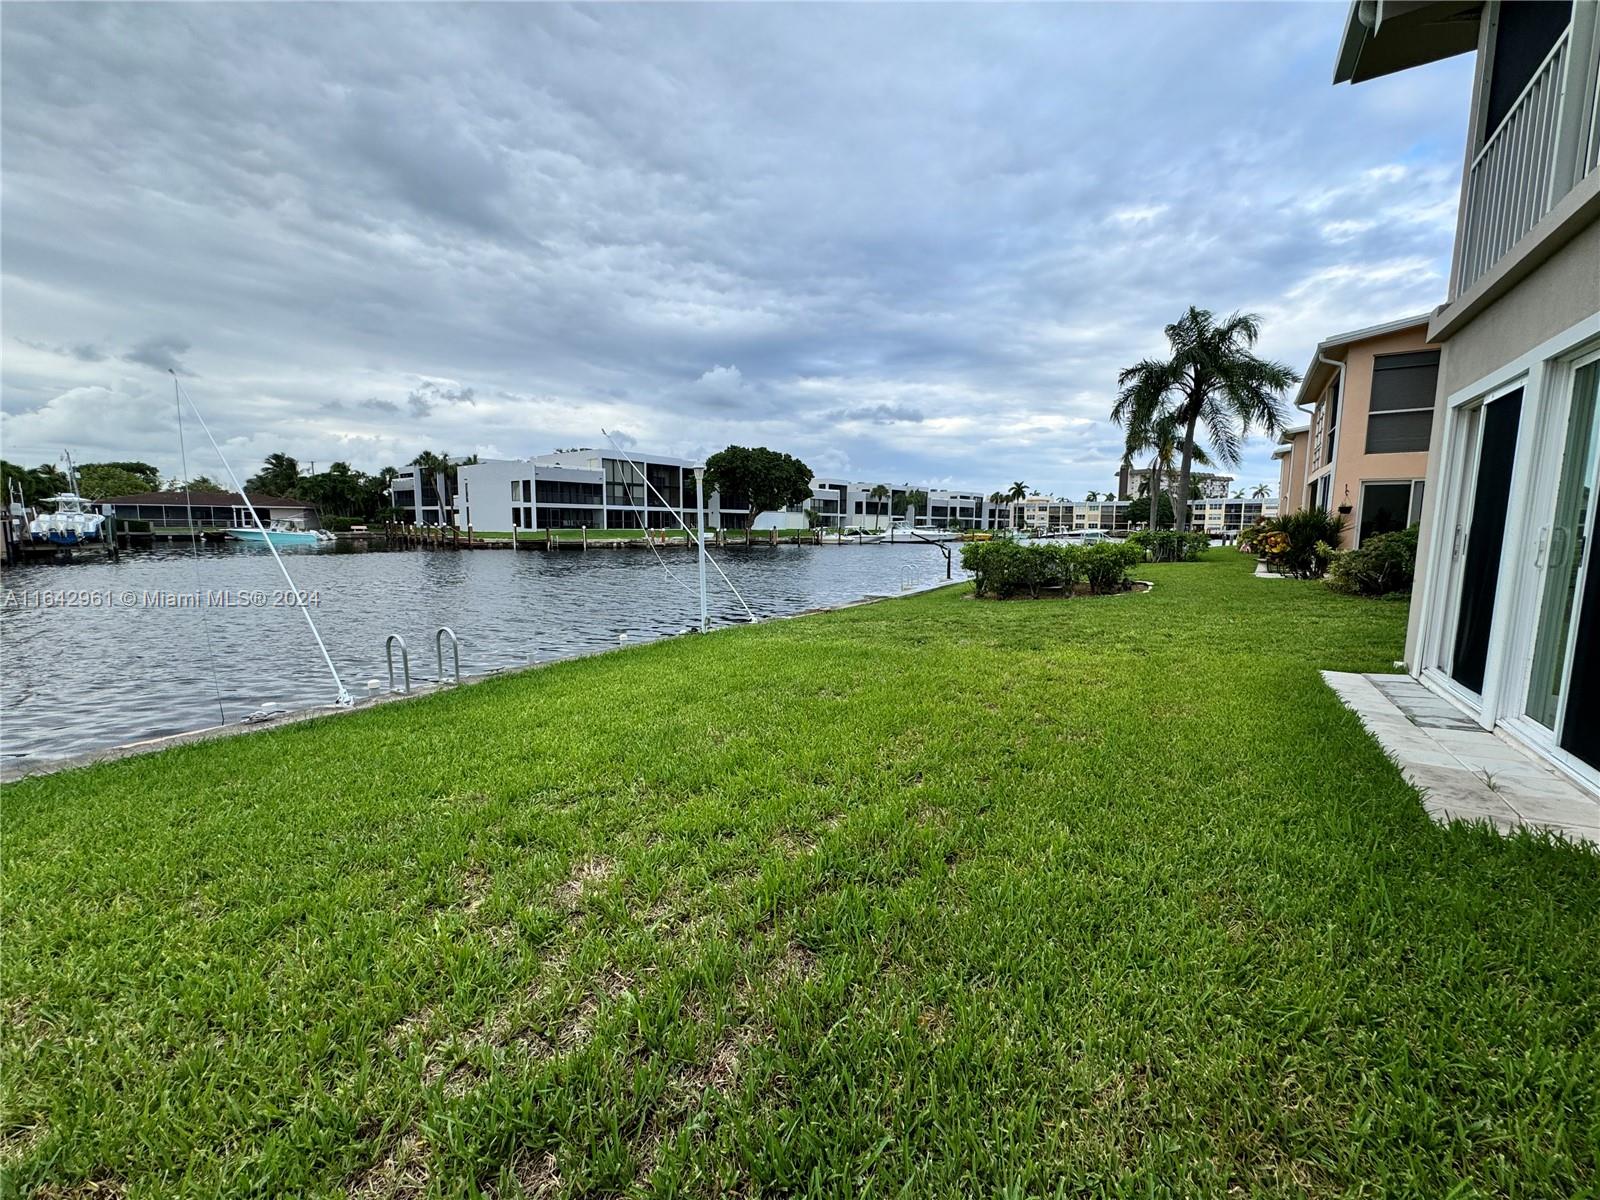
[
  {"left": 703, "top": 446, "right": 813, "bottom": 525},
  {"left": 89, "top": 461, "right": 160, "bottom": 490},
  {"left": 1123, "top": 492, "right": 1176, "bottom": 528},
  {"left": 1, "top": 461, "right": 69, "bottom": 505},
  {"left": 1114, "top": 308, "right": 1296, "bottom": 530},
  {"left": 182, "top": 475, "right": 226, "bottom": 494},
  {"left": 246, "top": 453, "right": 301, "bottom": 496},
  {"left": 296, "top": 462, "right": 370, "bottom": 518},
  {"left": 868, "top": 483, "right": 890, "bottom": 530},
  {"left": 76, "top": 464, "right": 160, "bottom": 500}
]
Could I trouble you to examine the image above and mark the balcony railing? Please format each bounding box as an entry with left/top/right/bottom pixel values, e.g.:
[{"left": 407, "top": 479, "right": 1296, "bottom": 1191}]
[
  {"left": 1589, "top": 41, "right": 1600, "bottom": 176},
  {"left": 1454, "top": 29, "right": 1570, "bottom": 295}
]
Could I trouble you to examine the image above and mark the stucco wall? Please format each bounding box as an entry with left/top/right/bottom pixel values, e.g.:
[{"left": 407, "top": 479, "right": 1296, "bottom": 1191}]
[
  {"left": 1439, "top": 218, "right": 1600, "bottom": 397},
  {"left": 1322, "top": 325, "right": 1437, "bottom": 548},
  {"left": 1276, "top": 433, "right": 1308, "bottom": 514}
]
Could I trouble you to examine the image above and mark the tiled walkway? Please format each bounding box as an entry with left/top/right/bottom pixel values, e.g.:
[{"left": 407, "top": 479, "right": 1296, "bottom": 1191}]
[{"left": 1323, "top": 671, "right": 1599, "bottom": 847}]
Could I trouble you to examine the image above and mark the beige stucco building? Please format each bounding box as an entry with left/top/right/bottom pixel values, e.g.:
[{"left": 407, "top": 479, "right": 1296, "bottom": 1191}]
[
  {"left": 1291, "top": 316, "right": 1440, "bottom": 548},
  {"left": 1336, "top": 0, "right": 1600, "bottom": 791},
  {"left": 1273, "top": 424, "right": 1309, "bottom": 514}
]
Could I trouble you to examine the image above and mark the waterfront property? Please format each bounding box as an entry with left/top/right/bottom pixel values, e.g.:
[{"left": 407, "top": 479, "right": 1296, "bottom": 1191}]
[
  {"left": 387, "top": 460, "right": 473, "bottom": 526},
  {"left": 4, "top": 552, "right": 1596, "bottom": 1196},
  {"left": 1186, "top": 495, "right": 1279, "bottom": 535},
  {"left": 1334, "top": 0, "right": 1600, "bottom": 791},
  {"left": 101, "top": 490, "right": 318, "bottom": 532},
  {"left": 455, "top": 456, "right": 1006, "bottom": 535},
  {"left": 798, "top": 479, "right": 999, "bottom": 531},
  {"left": 1012, "top": 494, "right": 1134, "bottom": 535},
  {"left": 1115, "top": 464, "right": 1237, "bottom": 502},
  {"left": 1009, "top": 492, "right": 1275, "bottom": 537},
  {"left": 457, "top": 450, "right": 748, "bottom": 533},
  {"left": 1289, "top": 314, "right": 1440, "bottom": 548}
]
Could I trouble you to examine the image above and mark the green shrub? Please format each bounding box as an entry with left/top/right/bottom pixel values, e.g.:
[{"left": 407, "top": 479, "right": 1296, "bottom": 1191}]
[
  {"left": 962, "top": 540, "right": 1144, "bottom": 598},
  {"left": 1327, "top": 525, "right": 1419, "bottom": 597},
  {"left": 963, "top": 541, "right": 1079, "bottom": 598},
  {"left": 1080, "top": 542, "right": 1144, "bottom": 593},
  {"left": 1260, "top": 509, "right": 1345, "bottom": 579},
  {"left": 1128, "top": 530, "right": 1210, "bottom": 563}
]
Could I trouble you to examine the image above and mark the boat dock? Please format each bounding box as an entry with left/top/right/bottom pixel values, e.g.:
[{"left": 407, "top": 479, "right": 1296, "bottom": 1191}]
[{"left": 377, "top": 524, "right": 961, "bottom": 551}]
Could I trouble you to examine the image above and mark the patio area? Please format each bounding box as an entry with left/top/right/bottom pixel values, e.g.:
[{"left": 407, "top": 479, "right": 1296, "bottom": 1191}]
[{"left": 1323, "top": 671, "right": 1599, "bottom": 846}]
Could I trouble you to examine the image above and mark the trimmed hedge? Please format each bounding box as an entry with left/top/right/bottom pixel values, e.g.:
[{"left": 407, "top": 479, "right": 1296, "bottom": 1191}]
[
  {"left": 961, "top": 540, "right": 1142, "bottom": 599},
  {"left": 1128, "top": 530, "right": 1210, "bottom": 563},
  {"left": 1327, "top": 525, "right": 1419, "bottom": 597}
]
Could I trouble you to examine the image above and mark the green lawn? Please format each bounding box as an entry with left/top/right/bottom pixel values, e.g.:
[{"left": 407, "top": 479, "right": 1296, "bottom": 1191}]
[{"left": 3, "top": 552, "right": 1596, "bottom": 1197}]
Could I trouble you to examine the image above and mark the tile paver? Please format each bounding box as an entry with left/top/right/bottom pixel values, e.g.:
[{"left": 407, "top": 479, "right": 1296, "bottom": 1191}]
[{"left": 1323, "top": 671, "right": 1598, "bottom": 847}]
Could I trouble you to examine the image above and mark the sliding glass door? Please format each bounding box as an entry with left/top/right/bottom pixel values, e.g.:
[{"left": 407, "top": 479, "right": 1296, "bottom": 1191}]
[
  {"left": 1525, "top": 359, "right": 1600, "bottom": 770},
  {"left": 1448, "top": 389, "right": 1522, "bottom": 695}
]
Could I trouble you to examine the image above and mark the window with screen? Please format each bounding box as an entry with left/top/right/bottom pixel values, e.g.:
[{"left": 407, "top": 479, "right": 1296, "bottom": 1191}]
[{"left": 1366, "top": 350, "right": 1439, "bottom": 453}]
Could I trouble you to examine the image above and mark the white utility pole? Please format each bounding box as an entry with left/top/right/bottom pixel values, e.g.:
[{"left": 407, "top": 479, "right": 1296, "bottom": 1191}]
[{"left": 694, "top": 465, "right": 709, "bottom": 633}]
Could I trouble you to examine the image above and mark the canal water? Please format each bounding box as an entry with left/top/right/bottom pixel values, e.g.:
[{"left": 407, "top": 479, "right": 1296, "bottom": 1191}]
[{"left": 1, "top": 540, "right": 969, "bottom": 764}]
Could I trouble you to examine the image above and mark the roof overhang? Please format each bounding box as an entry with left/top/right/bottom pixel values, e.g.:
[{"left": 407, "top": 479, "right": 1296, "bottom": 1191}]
[
  {"left": 1278, "top": 424, "right": 1311, "bottom": 445},
  {"left": 1333, "top": 1, "right": 1482, "bottom": 84},
  {"left": 1292, "top": 313, "right": 1433, "bottom": 407}
]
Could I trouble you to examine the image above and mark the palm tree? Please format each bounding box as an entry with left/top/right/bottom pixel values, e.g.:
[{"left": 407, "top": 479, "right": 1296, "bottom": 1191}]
[
  {"left": 1251, "top": 482, "right": 1273, "bottom": 499},
  {"left": 1007, "top": 481, "right": 1028, "bottom": 504},
  {"left": 246, "top": 452, "right": 300, "bottom": 497},
  {"left": 987, "top": 490, "right": 1009, "bottom": 530},
  {"left": 1234, "top": 488, "right": 1247, "bottom": 499},
  {"left": 1085, "top": 490, "right": 1099, "bottom": 502},
  {"left": 1114, "top": 308, "right": 1297, "bottom": 531},
  {"left": 868, "top": 483, "right": 890, "bottom": 530},
  {"left": 1123, "top": 412, "right": 1213, "bottom": 529}
]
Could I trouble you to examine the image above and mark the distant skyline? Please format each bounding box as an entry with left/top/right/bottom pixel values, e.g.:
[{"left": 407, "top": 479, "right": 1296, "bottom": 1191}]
[{"left": 1, "top": 4, "right": 1471, "bottom": 499}]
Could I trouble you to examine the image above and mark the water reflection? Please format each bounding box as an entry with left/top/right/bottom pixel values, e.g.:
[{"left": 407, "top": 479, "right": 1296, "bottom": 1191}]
[{"left": 1, "top": 540, "right": 967, "bottom": 761}]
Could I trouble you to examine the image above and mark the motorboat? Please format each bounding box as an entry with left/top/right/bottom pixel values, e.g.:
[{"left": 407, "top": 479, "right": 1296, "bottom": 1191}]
[
  {"left": 28, "top": 493, "right": 105, "bottom": 546},
  {"left": 226, "top": 519, "right": 336, "bottom": 546},
  {"left": 833, "top": 525, "right": 887, "bottom": 544}
]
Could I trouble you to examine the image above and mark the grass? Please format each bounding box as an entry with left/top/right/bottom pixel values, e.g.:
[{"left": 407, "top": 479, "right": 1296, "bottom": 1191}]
[{"left": 3, "top": 551, "right": 1596, "bottom": 1198}]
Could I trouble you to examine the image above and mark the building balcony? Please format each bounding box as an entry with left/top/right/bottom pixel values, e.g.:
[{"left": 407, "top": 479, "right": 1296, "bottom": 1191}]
[{"left": 1451, "top": 12, "right": 1600, "bottom": 298}]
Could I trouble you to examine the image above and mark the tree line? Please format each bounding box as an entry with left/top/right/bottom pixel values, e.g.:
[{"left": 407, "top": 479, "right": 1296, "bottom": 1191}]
[{"left": 0, "top": 450, "right": 472, "bottom": 523}]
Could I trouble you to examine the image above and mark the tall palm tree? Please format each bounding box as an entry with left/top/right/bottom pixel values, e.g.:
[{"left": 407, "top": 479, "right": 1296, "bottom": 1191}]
[
  {"left": 1251, "top": 482, "right": 1273, "bottom": 499},
  {"left": 1007, "top": 481, "right": 1028, "bottom": 504},
  {"left": 1114, "top": 308, "right": 1297, "bottom": 531},
  {"left": 1234, "top": 488, "right": 1247, "bottom": 499},
  {"left": 1085, "top": 490, "right": 1099, "bottom": 502},
  {"left": 988, "top": 490, "right": 1008, "bottom": 530},
  {"left": 868, "top": 483, "right": 890, "bottom": 530},
  {"left": 1123, "top": 412, "right": 1213, "bottom": 529}
]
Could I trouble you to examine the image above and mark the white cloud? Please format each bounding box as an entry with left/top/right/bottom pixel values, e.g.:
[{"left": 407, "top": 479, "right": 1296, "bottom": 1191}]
[{"left": 0, "top": 4, "right": 1472, "bottom": 497}]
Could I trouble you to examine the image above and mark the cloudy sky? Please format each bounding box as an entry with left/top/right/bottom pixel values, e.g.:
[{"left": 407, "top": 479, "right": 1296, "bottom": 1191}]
[{"left": 2, "top": 3, "right": 1471, "bottom": 498}]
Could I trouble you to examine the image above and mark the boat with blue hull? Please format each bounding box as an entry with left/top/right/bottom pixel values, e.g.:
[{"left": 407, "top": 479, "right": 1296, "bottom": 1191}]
[
  {"left": 28, "top": 493, "right": 106, "bottom": 546},
  {"left": 226, "top": 519, "right": 335, "bottom": 547}
]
